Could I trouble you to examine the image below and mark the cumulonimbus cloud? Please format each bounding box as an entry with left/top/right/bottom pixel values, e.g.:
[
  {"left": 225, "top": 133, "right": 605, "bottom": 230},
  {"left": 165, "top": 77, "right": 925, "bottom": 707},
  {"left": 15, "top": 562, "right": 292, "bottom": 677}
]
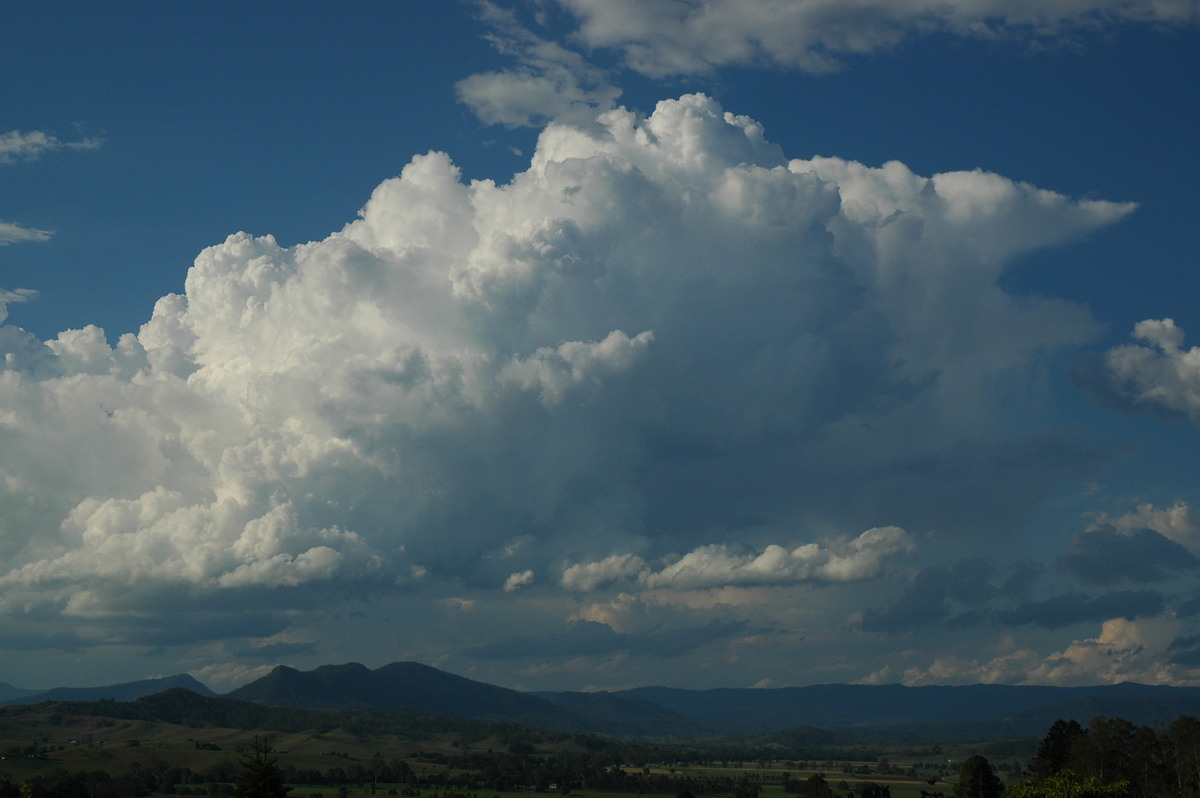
[{"left": 0, "top": 94, "right": 1134, "bottom": 645}]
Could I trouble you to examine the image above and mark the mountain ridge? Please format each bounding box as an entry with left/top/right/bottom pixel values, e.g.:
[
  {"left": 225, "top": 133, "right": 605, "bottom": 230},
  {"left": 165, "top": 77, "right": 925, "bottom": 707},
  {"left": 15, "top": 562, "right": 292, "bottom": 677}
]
[
  {"left": 225, "top": 663, "right": 1200, "bottom": 736},
  {"left": 0, "top": 673, "right": 216, "bottom": 706},
  {"left": 9, "top": 662, "right": 1200, "bottom": 739},
  {"left": 226, "top": 661, "right": 595, "bottom": 732}
]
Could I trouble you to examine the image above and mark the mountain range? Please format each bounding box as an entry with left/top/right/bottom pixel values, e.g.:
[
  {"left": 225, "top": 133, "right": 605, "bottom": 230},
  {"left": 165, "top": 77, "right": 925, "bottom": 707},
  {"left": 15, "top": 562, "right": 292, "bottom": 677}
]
[
  {"left": 8, "top": 662, "right": 1200, "bottom": 740},
  {"left": 0, "top": 673, "right": 215, "bottom": 706}
]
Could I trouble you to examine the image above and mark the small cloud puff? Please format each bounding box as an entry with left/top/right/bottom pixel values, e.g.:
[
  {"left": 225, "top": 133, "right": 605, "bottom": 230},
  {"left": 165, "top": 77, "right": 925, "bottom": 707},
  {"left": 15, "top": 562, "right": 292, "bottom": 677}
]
[
  {"left": 504, "top": 570, "right": 535, "bottom": 592},
  {"left": 1096, "top": 319, "right": 1200, "bottom": 422}
]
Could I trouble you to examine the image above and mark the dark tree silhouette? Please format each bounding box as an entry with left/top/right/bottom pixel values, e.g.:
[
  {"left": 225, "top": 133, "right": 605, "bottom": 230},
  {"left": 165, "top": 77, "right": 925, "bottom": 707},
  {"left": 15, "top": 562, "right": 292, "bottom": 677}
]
[
  {"left": 802, "top": 774, "right": 834, "bottom": 798},
  {"left": 954, "top": 755, "right": 1002, "bottom": 798},
  {"left": 1170, "top": 716, "right": 1200, "bottom": 797},
  {"left": 236, "top": 738, "right": 291, "bottom": 798},
  {"left": 1031, "top": 719, "right": 1084, "bottom": 781}
]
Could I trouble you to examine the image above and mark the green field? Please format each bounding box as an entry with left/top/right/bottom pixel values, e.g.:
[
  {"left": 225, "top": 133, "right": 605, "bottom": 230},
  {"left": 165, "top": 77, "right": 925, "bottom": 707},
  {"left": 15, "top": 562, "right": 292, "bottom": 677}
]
[{"left": 0, "top": 705, "right": 1027, "bottom": 798}]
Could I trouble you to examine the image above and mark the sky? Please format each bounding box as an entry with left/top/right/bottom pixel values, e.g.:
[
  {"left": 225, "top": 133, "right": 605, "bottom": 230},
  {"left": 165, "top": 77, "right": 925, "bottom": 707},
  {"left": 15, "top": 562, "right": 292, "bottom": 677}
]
[{"left": 1, "top": 0, "right": 1199, "bottom": 694}]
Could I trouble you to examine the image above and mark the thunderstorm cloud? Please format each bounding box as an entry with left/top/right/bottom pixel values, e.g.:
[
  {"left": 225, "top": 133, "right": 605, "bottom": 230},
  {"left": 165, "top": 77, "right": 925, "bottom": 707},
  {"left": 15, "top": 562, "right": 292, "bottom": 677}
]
[{"left": 0, "top": 95, "right": 1137, "bottom": 658}]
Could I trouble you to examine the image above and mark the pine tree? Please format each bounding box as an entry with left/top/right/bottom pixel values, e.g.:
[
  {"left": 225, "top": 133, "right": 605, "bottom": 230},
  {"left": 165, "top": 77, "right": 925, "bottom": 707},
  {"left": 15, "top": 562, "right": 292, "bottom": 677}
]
[
  {"left": 1031, "top": 719, "right": 1084, "bottom": 781},
  {"left": 235, "top": 737, "right": 291, "bottom": 798}
]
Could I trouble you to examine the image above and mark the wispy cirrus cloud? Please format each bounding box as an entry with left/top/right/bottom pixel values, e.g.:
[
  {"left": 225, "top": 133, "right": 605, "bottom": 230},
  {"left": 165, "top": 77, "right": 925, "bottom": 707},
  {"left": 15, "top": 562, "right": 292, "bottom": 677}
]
[
  {"left": 0, "top": 288, "right": 38, "bottom": 321},
  {"left": 0, "top": 221, "right": 52, "bottom": 246},
  {"left": 0, "top": 129, "right": 103, "bottom": 165},
  {"left": 0, "top": 129, "right": 102, "bottom": 248},
  {"left": 456, "top": 1, "right": 620, "bottom": 127},
  {"left": 553, "top": 0, "right": 1198, "bottom": 76}
]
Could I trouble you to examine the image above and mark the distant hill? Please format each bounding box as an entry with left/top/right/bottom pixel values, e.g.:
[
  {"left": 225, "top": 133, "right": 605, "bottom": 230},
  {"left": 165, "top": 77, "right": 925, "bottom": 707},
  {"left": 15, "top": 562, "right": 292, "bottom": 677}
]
[
  {"left": 227, "top": 662, "right": 593, "bottom": 732},
  {"left": 0, "top": 686, "right": 577, "bottom": 747},
  {"left": 613, "top": 682, "right": 1200, "bottom": 734},
  {"left": 541, "top": 690, "right": 705, "bottom": 736},
  {"left": 0, "top": 673, "right": 216, "bottom": 706},
  {"left": 1001, "top": 691, "right": 1200, "bottom": 734},
  {"left": 224, "top": 664, "right": 1200, "bottom": 738},
  {"left": 10, "top": 661, "right": 1200, "bottom": 742},
  {"left": 0, "top": 681, "right": 38, "bottom": 703}
]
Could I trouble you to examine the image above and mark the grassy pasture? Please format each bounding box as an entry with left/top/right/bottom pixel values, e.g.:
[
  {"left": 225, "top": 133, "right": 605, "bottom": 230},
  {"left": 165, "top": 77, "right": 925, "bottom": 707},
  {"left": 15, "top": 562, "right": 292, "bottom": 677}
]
[{"left": 0, "top": 707, "right": 1024, "bottom": 798}]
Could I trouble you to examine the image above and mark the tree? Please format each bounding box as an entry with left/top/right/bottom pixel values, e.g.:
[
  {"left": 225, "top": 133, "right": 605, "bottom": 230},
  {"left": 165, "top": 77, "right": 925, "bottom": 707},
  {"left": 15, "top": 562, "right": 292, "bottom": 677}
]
[
  {"left": 1031, "top": 719, "right": 1084, "bottom": 781},
  {"left": 1127, "top": 721, "right": 1168, "bottom": 798},
  {"left": 235, "top": 738, "right": 290, "bottom": 798},
  {"left": 802, "top": 775, "right": 834, "bottom": 798},
  {"left": 1005, "top": 769, "right": 1129, "bottom": 798},
  {"left": 1170, "top": 716, "right": 1200, "bottom": 798},
  {"left": 953, "top": 756, "right": 1002, "bottom": 798},
  {"left": 1071, "top": 717, "right": 1131, "bottom": 784}
]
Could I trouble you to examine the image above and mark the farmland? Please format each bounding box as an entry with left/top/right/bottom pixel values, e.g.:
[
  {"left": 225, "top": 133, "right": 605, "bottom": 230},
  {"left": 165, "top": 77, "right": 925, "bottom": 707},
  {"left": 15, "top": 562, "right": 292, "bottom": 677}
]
[{"left": 0, "top": 703, "right": 1025, "bottom": 798}]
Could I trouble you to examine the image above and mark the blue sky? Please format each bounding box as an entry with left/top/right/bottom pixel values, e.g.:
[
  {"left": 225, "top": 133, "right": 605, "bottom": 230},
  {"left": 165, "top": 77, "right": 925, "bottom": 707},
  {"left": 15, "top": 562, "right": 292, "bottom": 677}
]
[{"left": 1, "top": 0, "right": 1199, "bottom": 693}]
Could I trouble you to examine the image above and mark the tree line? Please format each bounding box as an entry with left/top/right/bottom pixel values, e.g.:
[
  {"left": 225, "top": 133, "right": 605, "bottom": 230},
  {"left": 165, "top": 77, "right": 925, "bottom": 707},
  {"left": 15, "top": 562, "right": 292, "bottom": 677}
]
[{"left": 929, "top": 714, "right": 1200, "bottom": 798}]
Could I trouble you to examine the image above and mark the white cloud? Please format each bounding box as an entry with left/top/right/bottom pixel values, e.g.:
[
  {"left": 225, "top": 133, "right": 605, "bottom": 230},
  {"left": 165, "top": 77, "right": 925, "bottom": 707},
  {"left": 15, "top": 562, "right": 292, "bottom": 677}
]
[
  {"left": 0, "top": 94, "right": 1133, "bottom": 646},
  {"left": 0, "top": 221, "right": 53, "bottom": 246},
  {"left": 562, "top": 554, "right": 649, "bottom": 592},
  {"left": 503, "top": 569, "right": 536, "bottom": 592},
  {"left": 1088, "top": 500, "right": 1200, "bottom": 548},
  {"left": 899, "top": 647, "right": 1047, "bottom": 686},
  {"left": 0, "top": 289, "right": 37, "bottom": 324},
  {"left": 894, "top": 619, "right": 1200, "bottom": 686},
  {"left": 1099, "top": 318, "right": 1200, "bottom": 422},
  {"left": 562, "top": 527, "right": 914, "bottom": 592},
  {"left": 553, "top": 0, "right": 1198, "bottom": 76},
  {"left": 500, "top": 329, "right": 655, "bottom": 404},
  {"left": 0, "top": 130, "right": 102, "bottom": 248},
  {"left": 0, "top": 129, "right": 103, "bottom": 165},
  {"left": 188, "top": 660, "right": 276, "bottom": 692},
  {"left": 1029, "top": 616, "right": 1195, "bottom": 686},
  {"left": 457, "top": 2, "right": 621, "bottom": 127},
  {"left": 570, "top": 591, "right": 647, "bottom": 631}
]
